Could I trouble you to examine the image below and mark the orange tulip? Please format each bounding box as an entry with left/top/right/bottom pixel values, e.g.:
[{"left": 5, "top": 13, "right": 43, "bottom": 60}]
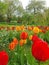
[
  {"left": 19, "top": 39, "right": 24, "bottom": 46},
  {"left": 39, "top": 29, "right": 42, "bottom": 32},
  {"left": 20, "top": 25, "right": 25, "bottom": 30},
  {"left": 23, "top": 39, "right": 27, "bottom": 44},
  {"left": 13, "top": 38, "right": 18, "bottom": 45},
  {"left": 9, "top": 42, "right": 16, "bottom": 50},
  {"left": 47, "top": 27, "right": 49, "bottom": 30},
  {"left": 28, "top": 26, "right": 32, "bottom": 30}
]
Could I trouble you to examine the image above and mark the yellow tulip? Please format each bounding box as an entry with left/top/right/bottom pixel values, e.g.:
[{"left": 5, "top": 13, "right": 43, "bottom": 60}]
[
  {"left": 23, "top": 39, "right": 27, "bottom": 44},
  {"left": 29, "top": 35, "right": 32, "bottom": 40},
  {"left": 33, "top": 27, "right": 40, "bottom": 33},
  {"left": 20, "top": 25, "right": 25, "bottom": 30},
  {"left": 16, "top": 26, "right": 21, "bottom": 31}
]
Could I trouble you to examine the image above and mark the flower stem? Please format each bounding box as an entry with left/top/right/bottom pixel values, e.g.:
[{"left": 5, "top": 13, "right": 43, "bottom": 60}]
[{"left": 38, "top": 61, "right": 40, "bottom": 65}]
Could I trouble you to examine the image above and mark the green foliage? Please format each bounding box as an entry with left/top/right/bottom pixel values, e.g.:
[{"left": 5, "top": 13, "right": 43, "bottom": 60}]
[
  {"left": 0, "top": 0, "right": 49, "bottom": 25},
  {"left": 0, "top": 1, "right": 7, "bottom": 22},
  {"left": 0, "top": 0, "right": 24, "bottom": 22},
  {"left": 0, "top": 30, "right": 49, "bottom": 65},
  {"left": 44, "top": 31, "right": 49, "bottom": 43}
]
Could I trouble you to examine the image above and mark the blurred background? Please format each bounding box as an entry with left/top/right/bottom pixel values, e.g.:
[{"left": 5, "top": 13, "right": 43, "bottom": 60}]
[{"left": 0, "top": 0, "right": 49, "bottom": 26}]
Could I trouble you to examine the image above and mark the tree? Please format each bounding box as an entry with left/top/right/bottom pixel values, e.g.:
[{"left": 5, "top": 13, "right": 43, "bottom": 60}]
[
  {"left": 26, "top": 0, "right": 45, "bottom": 14},
  {"left": 0, "top": 1, "right": 7, "bottom": 22},
  {"left": 44, "top": 8, "right": 49, "bottom": 25},
  {"left": 16, "top": 2, "right": 24, "bottom": 16},
  {"left": 4, "top": 0, "right": 24, "bottom": 22}
]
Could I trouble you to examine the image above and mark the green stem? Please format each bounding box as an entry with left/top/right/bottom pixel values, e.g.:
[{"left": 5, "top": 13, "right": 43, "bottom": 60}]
[{"left": 38, "top": 61, "right": 40, "bottom": 65}]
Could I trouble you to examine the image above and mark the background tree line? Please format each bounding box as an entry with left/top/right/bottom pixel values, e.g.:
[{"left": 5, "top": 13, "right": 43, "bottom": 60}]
[{"left": 0, "top": 0, "right": 49, "bottom": 26}]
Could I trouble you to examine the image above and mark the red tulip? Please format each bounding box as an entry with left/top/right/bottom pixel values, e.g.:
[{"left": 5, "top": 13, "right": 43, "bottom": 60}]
[
  {"left": 32, "top": 35, "right": 49, "bottom": 62},
  {"left": 42, "top": 30, "right": 46, "bottom": 33},
  {"left": 32, "top": 35, "right": 41, "bottom": 43},
  {"left": 20, "top": 32, "right": 28, "bottom": 39},
  {"left": 0, "top": 51, "right": 9, "bottom": 65}
]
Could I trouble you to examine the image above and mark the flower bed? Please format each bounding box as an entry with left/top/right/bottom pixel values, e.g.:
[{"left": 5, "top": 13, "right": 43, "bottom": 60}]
[{"left": 0, "top": 26, "right": 49, "bottom": 65}]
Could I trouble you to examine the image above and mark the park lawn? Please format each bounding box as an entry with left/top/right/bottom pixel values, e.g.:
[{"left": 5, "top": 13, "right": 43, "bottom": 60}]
[{"left": 0, "top": 24, "right": 15, "bottom": 27}]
